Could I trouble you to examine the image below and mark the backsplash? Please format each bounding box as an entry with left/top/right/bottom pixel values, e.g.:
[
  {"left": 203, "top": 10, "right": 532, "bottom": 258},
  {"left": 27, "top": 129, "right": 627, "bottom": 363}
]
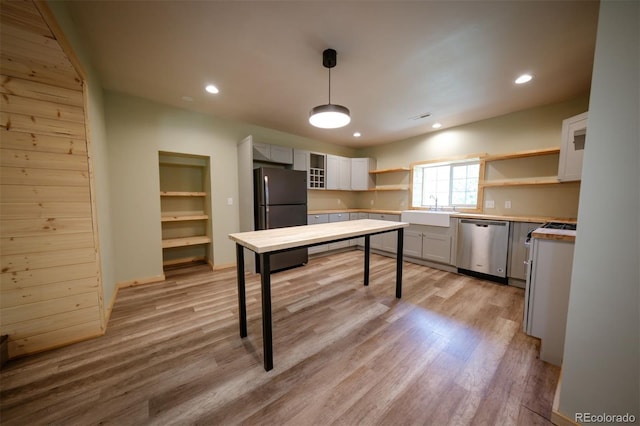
[
  {"left": 482, "top": 183, "right": 580, "bottom": 218},
  {"left": 308, "top": 181, "right": 579, "bottom": 219},
  {"left": 307, "top": 190, "right": 358, "bottom": 211}
]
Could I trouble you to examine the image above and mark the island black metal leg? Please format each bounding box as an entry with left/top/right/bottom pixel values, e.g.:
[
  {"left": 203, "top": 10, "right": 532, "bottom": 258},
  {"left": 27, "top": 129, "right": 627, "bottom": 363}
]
[
  {"left": 259, "top": 253, "right": 274, "bottom": 371},
  {"left": 236, "top": 244, "right": 247, "bottom": 337},
  {"left": 364, "top": 235, "right": 370, "bottom": 286},
  {"left": 396, "top": 228, "right": 404, "bottom": 298}
]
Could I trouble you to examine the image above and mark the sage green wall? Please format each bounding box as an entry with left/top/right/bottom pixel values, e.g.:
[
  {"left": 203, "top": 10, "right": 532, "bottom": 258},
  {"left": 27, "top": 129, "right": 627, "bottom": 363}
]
[
  {"left": 104, "top": 91, "right": 355, "bottom": 284},
  {"left": 356, "top": 95, "right": 590, "bottom": 217},
  {"left": 47, "top": 2, "right": 116, "bottom": 311},
  {"left": 358, "top": 94, "right": 590, "bottom": 167}
]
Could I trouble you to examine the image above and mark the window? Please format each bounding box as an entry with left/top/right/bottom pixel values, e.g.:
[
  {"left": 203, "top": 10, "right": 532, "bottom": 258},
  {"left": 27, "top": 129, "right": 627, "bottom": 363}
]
[{"left": 411, "top": 159, "right": 480, "bottom": 209}]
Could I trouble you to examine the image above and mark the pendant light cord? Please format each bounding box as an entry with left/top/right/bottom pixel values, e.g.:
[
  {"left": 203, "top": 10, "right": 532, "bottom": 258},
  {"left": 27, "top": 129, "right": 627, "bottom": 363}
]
[{"left": 328, "top": 67, "right": 332, "bottom": 105}]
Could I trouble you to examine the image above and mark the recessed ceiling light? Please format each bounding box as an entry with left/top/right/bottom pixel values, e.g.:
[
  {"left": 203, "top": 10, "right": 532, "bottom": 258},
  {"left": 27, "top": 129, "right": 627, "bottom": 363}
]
[
  {"left": 432, "top": 122, "right": 442, "bottom": 129},
  {"left": 205, "top": 84, "right": 219, "bottom": 94},
  {"left": 353, "top": 132, "right": 361, "bottom": 137},
  {"left": 515, "top": 74, "right": 533, "bottom": 84}
]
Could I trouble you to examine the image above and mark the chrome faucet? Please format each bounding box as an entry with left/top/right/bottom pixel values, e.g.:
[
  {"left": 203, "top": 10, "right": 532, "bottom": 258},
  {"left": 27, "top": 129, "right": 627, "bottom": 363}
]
[{"left": 430, "top": 194, "right": 438, "bottom": 211}]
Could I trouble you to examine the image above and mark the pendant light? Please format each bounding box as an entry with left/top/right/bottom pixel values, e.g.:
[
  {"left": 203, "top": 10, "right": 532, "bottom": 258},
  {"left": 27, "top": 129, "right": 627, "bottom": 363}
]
[{"left": 309, "top": 49, "right": 351, "bottom": 129}]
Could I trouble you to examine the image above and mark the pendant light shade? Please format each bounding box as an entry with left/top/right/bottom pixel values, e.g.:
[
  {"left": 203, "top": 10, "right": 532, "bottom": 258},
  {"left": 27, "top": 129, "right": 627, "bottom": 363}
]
[
  {"left": 309, "top": 104, "right": 351, "bottom": 128},
  {"left": 309, "top": 49, "right": 351, "bottom": 129}
]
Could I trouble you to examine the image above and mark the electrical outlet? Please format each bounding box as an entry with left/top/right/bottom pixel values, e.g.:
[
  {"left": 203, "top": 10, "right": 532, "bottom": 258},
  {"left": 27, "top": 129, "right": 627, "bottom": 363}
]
[
  {"left": 227, "top": 197, "right": 233, "bottom": 205},
  {"left": 485, "top": 200, "right": 495, "bottom": 209},
  {"left": 505, "top": 200, "right": 512, "bottom": 209},
  {"left": 370, "top": 200, "right": 374, "bottom": 206}
]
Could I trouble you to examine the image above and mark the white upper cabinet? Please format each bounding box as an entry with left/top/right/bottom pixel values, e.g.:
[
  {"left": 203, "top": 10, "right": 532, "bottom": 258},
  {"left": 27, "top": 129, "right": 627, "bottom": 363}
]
[
  {"left": 270, "top": 144, "right": 294, "bottom": 164},
  {"left": 296, "top": 151, "right": 376, "bottom": 191},
  {"left": 338, "top": 156, "right": 351, "bottom": 190},
  {"left": 326, "top": 154, "right": 351, "bottom": 190},
  {"left": 351, "top": 158, "right": 376, "bottom": 190},
  {"left": 558, "top": 112, "right": 588, "bottom": 182},
  {"left": 293, "top": 149, "right": 308, "bottom": 171},
  {"left": 252, "top": 142, "right": 293, "bottom": 165},
  {"left": 252, "top": 142, "right": 271, "bottom": 162},
  {"left": 326, "top": 155, "right": 339, "bottom": 189}
]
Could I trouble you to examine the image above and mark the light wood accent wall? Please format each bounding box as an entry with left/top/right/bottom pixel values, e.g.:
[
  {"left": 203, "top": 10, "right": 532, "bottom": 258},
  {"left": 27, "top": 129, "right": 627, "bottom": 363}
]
[{"left": 0, "top": 0, "right": 104, "bottom": 358}]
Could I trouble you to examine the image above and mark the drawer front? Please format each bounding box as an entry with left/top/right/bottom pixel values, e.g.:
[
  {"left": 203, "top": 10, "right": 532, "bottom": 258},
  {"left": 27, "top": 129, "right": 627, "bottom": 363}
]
[
  {"left": 307, "top": 214, "right": 329, "bottom": 225},
  {"left": 329, "top": 213, "right": 349, "bottom": 222}
]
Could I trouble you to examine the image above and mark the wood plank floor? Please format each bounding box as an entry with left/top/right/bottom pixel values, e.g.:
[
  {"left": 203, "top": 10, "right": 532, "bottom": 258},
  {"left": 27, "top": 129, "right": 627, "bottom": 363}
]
[{"left": 0, "top": 251, "right": 560, "bottom": 425}]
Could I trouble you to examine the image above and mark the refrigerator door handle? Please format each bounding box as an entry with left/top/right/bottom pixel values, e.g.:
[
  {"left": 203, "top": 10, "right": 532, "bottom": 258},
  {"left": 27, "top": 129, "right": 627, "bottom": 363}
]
[
  {"left": 264, "top": 176, "right": 270, "bottom": 229},
  {"left": 265, "top": 207, "right": 270, "bottom": 229}
]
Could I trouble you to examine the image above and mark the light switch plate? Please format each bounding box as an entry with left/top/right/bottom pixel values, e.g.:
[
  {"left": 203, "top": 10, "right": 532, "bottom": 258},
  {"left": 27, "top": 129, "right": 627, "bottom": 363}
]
[{"left": 485, "top": 200, "right": 495, "bottom": 208}]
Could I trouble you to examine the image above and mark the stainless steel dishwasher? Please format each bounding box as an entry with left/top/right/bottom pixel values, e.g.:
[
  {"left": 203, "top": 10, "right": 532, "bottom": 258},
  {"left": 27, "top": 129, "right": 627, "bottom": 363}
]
[{"left": 456, "top": 219, "right": 510, "bottom": 284}]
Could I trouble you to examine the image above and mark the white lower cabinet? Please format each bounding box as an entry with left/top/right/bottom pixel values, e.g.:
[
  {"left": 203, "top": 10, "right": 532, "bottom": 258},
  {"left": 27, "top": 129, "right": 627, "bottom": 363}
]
[
  {"left": 525, "top": 237, "right": 575, "bottom": 366},
  {"left": 368, "top": 213, "right": 400, "bottom": 253},
  {"left": 307, "top": 214, "right": 329, "bottom": 254},
  {"left": 403, "top": 226, "right": 423, "bottom": 257},
  {"left": 403, "top": 223, "right": 455, "bottom": 265},
  {"left": 307, "top": 211, "right": 402, "bottom": 256},
  {"left": 350, "top": 213, "right": 368, "bottom": 246},
  {"left": 422, "top": 231, "right": 451, "bottom": 263},
  {"left": 328, "top": 213, "right": 350, "bottom": 250}
]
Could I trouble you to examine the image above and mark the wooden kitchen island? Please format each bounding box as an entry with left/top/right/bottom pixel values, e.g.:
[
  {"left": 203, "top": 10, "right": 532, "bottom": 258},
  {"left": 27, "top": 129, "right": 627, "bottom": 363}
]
[{"left": 229, "top": 219, "right": 409, "bottom": 371}]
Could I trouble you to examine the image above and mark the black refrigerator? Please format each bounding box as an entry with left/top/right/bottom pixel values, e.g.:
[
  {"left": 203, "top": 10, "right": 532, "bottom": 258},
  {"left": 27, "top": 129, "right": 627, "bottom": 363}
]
[{"left": 254, "top": 167, "right": 308, "bottom": 272}]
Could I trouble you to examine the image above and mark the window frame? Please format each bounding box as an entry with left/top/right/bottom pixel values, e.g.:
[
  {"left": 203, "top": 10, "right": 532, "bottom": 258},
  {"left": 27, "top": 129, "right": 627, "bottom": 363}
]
[{"left": 409, "top": 155, "right": 485, "bottom": 211}]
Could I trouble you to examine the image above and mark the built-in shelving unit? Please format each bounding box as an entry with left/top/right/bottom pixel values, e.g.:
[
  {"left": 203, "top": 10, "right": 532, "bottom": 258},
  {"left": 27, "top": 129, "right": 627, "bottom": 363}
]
[
  {"left": 308, "top": 152, "right": 326, "bottom": 189},
  {"left": 159, "top": 152, "right": 212, "bottom": 268}
]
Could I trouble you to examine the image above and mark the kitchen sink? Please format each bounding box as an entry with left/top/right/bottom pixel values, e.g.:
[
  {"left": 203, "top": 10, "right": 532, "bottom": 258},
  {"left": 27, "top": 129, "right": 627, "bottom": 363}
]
[{"left": 400, "top": 210, "right": 452, "bottom": 227}]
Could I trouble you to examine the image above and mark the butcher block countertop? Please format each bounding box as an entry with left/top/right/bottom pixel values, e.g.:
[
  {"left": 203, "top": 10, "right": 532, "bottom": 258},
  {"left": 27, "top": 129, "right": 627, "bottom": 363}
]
[
  {"left": 308, "top": 209, "right": 577, "bottom": 225},
  {"left": 450, "top": 212, "right": 577, "bottom": 224},
  {"left": 531, "top": 228, "right": 577, "bottom": 243},
  {"left": 229, "top": 219, "right": 408, "bottom": 254}
]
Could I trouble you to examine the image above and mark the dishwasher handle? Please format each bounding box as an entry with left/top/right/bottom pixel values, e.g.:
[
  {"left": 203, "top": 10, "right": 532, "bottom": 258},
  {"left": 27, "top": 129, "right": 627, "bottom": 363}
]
[{"left": 460, "top": 219, "right": 508, "bottom": 227}]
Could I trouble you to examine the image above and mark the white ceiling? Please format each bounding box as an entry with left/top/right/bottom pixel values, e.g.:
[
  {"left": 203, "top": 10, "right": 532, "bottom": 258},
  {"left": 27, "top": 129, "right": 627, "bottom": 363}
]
[{"left": 65, "top": 1, "right": 599, "bottom": 148}]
